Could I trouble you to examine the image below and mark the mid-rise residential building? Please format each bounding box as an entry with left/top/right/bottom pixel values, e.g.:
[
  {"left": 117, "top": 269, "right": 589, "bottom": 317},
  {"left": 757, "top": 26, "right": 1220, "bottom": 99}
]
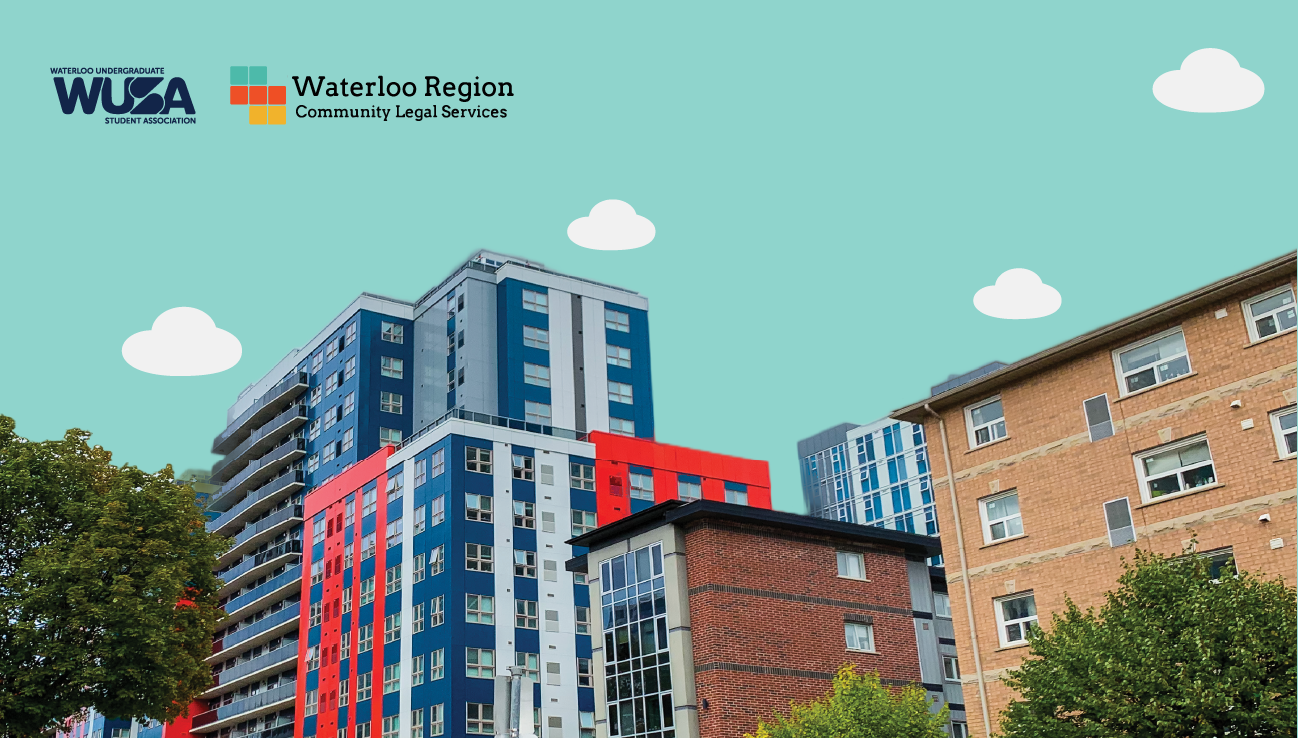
[
  {"left": 891, "top": 253, "right": 1297, "bottom": 737},
  {"left": 567, "top": 499, "right": 965, "bottom": 738},
  {"left": 295, "top": 419, "right": 770, "bottom": 738}
]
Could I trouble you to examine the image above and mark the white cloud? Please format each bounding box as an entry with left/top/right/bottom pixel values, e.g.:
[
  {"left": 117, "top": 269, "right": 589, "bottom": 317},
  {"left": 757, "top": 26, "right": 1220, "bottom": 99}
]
[
  {"left": 567, "top": 200, "right": 656, "bottom": 251},
  {"left": 122, "top": 307, "right": 242, "bottom": 376},
  {"left": 1153, "top": 49, "right": 1264, "bottom": 113},
  {"left": 974, "top": 269, "right": 1061, "bottom": 320}
]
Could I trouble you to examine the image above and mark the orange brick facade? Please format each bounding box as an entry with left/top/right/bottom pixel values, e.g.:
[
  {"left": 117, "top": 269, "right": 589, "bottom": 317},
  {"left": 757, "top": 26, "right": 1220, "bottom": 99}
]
[
  {"left": 682, "top": 521, "right": 925, "bottom": 738},
  {"left": 895, "top": 261, "right": 1297, "bottom": 737}
]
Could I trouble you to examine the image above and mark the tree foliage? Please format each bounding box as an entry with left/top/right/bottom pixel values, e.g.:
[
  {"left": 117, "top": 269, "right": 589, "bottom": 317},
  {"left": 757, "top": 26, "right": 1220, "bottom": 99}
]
[
  {"left": 999, "top": 544, "right": 1297, "bottom": 738},
  {"left": 0, "top": 415, "right": 229, "bottom": 737},
  {"left": 746, "top": 664, "right": 950, "bottom": 738}
]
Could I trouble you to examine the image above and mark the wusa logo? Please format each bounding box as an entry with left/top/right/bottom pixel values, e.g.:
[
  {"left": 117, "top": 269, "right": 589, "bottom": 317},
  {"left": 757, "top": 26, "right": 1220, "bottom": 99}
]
[
  {"left": 51, "top": 67, "right": 196, "bottom": 125},
  {"left": 229, "top": 66, "right": 286, "bottom": 125}
]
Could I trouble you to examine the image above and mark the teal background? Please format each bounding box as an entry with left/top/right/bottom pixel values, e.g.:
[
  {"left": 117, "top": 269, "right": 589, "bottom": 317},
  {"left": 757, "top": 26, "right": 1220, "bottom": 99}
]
[{"left": 2, "top": 2, "right": 1293, "bottom": 513}]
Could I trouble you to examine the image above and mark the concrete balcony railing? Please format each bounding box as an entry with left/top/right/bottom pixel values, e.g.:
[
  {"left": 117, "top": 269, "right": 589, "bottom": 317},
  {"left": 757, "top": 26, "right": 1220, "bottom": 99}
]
[
  {"left": 206, "top": 642, "right": 298, "bottom": 695},
  {"left": 190, "top": 682, "right": 297, "bottom": 731},
  {"left": 218, "top": 540, "right": 302, "bottom": 596},
  {"left": 213, "top": 604, "right": 300, "bottom": 658},
  {"left": 212, "top": 372, "right": 309, "bottom": 455},
  {"left": 222, "top": 566, "right": 301, "bottom": 622},
  {"left": 208, "top": 472, "right": 305, "bottom": 537},
  {"left": 219, "top": 505, "right": 303, "bottom": 567},
  {"left": 210, "top": 405, "right": 309, "bottom": 485}
]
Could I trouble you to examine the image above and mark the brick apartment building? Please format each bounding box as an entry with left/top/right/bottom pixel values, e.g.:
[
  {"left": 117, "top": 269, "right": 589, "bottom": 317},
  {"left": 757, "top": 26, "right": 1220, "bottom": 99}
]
[
  {"left": 892, "top": 253, "right": 1297, "bottom": 736},
  {"left": 567, "top": 499, "right": 962, "bottom": 738}
]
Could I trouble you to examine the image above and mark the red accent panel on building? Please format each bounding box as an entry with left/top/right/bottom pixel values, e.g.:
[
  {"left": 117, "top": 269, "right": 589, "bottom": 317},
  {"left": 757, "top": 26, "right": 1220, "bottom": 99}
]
[
  {"left": 296, "top": 447, "right": 394, "bottom": 738},
  {"left": 589, "top": 431, "right": 773, "bottom": 525}
]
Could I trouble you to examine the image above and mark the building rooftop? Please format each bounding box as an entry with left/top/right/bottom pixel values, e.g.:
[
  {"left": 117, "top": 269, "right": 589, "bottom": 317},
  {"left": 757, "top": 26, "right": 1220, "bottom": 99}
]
[
  {"left": 892, "top": 251, "right": 1297, "bottom": 423},
  {"left": 566, "top": 498, "right": 942, "bottom": 565}
]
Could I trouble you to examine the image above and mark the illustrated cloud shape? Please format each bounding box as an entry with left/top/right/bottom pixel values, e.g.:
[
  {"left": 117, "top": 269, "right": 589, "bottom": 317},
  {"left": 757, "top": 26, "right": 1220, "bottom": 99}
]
[
  {"left": 1153, "top": 49, "right": 1264, "bottom": 113},
  {"left": 122, "top": 307, "right": 242, "bottom": 376},
  {"left": 567, "top": 200, "right": 656, "bottom": 251},
  {"left": 974, "top": 269, "right": 1062, "bottom": 320}
]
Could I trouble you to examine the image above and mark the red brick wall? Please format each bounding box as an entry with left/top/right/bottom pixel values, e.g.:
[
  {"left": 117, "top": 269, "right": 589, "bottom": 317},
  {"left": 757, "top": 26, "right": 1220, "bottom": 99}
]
[{"left": 682, "top": 522, "right": 923, "bottom": 738}]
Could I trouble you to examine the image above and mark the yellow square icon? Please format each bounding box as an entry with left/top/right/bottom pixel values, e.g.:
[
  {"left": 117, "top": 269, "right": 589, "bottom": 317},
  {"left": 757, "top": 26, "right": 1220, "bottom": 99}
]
[
  {"left": 268, "top": 105, "right": 286, "bottom": 125},
  {"left": 248, "top": 106, "right": 267, "bottom": 125}
]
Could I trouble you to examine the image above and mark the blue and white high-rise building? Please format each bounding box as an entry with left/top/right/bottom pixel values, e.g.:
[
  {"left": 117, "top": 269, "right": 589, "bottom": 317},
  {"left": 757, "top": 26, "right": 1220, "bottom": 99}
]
[{"left": 192, "top": 251, "right": 653, "bottom": 738}]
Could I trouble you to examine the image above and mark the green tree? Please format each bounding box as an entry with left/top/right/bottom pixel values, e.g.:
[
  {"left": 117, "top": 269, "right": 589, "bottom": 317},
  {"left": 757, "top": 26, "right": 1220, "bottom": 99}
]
[
  {"left": 0, "top": 416, "right": 229, "bottom": 737},
  {"left": 999, "top": 544, "right": 1297, "bottom": 738},
  {"left": 746, "top": 664, "right": 950, "bottom": 738}
]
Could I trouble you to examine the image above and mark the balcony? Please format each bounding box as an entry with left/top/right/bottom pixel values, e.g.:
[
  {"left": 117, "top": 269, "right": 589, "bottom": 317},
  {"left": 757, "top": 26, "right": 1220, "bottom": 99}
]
[
  {"left": 208, "top": 472, "right": 305, "bottom": 537},
  {"left": 219, "top": 505, "right": 303, "bottom": 567},
  {"left": 210, "top": 405, "right": 309, "bottom": 485},
  {"left": 397, "top": 406, "right": 589, "bottom": 453},
  {"left": 204, "top": 642, "right": 299, "bottom": 698},
  {"left": 190, "top": 682, "right": 297, "bottom": 732},
  {"left": 209, "top": 438, "right": 308, "bottom": 513},
  {"left": 212, "top": 372, "right": 309, "bottom": 455},
  {"left": 218, "top": 540, "right": 303, "bottom": 596},
  {"left": 223, "top": 566, "right": 301, "bottom": 622},
  {"left": 212, "top": 604, "right": 300, "bottom": 660}
]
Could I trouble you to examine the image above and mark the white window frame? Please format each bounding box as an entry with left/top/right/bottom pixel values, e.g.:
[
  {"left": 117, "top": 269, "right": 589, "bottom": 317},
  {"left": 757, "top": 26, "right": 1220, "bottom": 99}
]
[
  {"left": 381, "top": 321, "right": 404, "bottom": 343},
  {"left": 677, "top": 479, "right": 701, "bottom": 500},
  {"left": 523, "top": 363, "right": 550, "bottom": 388},
  {"left": 523, "top": 326, "right": 549, "bottom": 350},
  {"left": 609, "top": 417, "right": 635, "bottom": 436},
  {"left": 844, "top": 621, "right": 875, "bottom": 652},
  {"left": 1112, "top": 326, "right": 1192, "bottom": 396},
  {"left": 835, "top": 551, "right": 866, "bottom": 580},
  {"left": 380, "top": 391, "right": 402, "bottom": 414},
  {"left": 605, "top": 308, "right": 629, "bottom": 332},
  {"left": 608, "top": 381, "right": 634, "bottom": 405},
  {"left": 524, "top": 401, "right": 552, "bottom": 425},
  {"left": 943, "top": 654, "right": 960, "bottom": 682},
  {"left": 466, "top": 594, "right": 495, "bottom": 626},
  {"left": 994, "top": 592, "right": 1038, "bottom": 647},
  {"left": 465, "top": 647, "right": 495, "bottom": 677},
  {"left": 466, "top": 493, "right": 493, "bottom": 523},
  {"left": 1133, "top": 434, "right": 1217, "bottom": 503},
  {"left": 1271, "top": 407, "right": 1296, "bottom": 459},
  {"left": 522, "top": 289, "right": 549, "bottom": 314},
  {"left": 606, "top": 344, "right": 631, "bottom": 368},
  {"left": 629, "top": 472, "right": 654, "bottom": 500},
  {"left": 933, "top": 592, "right": 951, "bottom": 618},
  {"left": 466, "top": 447, "right": 492, "bottom": 474},
  {"left": 979, "top": 490, "right": 1024, "bottom": 544},
  {"left": 381, "top": 356, "right": 404, "bottom": 379},
  {"left": 965, "top": 395, "right": 1007, "bottom": 449},
  {"left": 1241, "top": 285, "right": 1297, "bottom": 343},
  {"left": 379, "top": 427, "right": 401, "bottom": 446}
]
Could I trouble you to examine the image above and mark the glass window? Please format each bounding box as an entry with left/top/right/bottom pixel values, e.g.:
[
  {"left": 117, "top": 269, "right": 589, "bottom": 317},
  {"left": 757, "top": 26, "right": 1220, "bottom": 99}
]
[
  {"left": 523, "top": 326, "right": 549, "bottom": 350},
  {"left": 572, "top": 510, "right": 597, "bottom": 536},
  {"left": 1243, "top": 286, "right": 1297, "bottom": 342},
  {"left": 430, "top": 496, "right": 445, "bottom": 526},
  {"left": 466, "top": 704, "right": 494, "bottom": 734},
  {"left": 980, "top": 491, "right": 1024, "bottom": 543},
  {"left": 678, "top": 478, "right": 701, "bottom": 500},
  {"left": 1271, "top": 407, "right": 1296, "bottom": 458},
  {"left": 1135, "top": 436, "right": 1216, "bottom": 502},
  {"left": 381, "top": 356, "right": 404, "bottom": 379},
  {"left": 381, "top": 321, "right": 404, "bottom": 343},
  {"left": 343, "top": 392, "right": 355, "bottom": 415},
  {"left": 966, "top": 396, "right": 1007, "bottom": 448},
  {"left": 522, "top": 289, "right": 549, "bottom": 314},
  {"left": 996, "top": 593, "right": 1038, "bottom": 647},
  {"left": 943, "top": 655, "right": 960, "bottom": 681},
  {"left": 466, "top": 447, "right": 492, "bottom": 474},
  {"left": 523, "top": 363, "right": 550, "bottom": 388},
  {"left": 466, "top": 647, "right": 495, "bottom": 677},
  {"left": 845, "top": 622, "right": 874, "bottom": 652},
  {"left": 515, "top": 600, "right": 539, "bottom": 629},
  {"left": 598, "top": 542, "right": 671, "bottom": 737},
  {"left": 379, "top": 427, "right": 401, "bottom": 446},
  {"left": 415, "top": 458, "right": 427, "bottom": 486},
  {"left": 363, "top": 488, "right": 377, "bottom": 516},
  {"left": 466, "top": 543, "right": 493, "bottom": 572},
  {"left": 629, "top": 472, "right": 654, "bottom": 500},
  {"left": 513, "top": 500, "right": 535, "bottom": 528},
  {"left": 386, "top": 472, "right": 404, "bottom": 502},
  {"left": 380, "top": 391, "right": 402, "bottom": 414},
  {"left": 836, "top": 551, "right": 865, "bottom": 580},
  {"left": 344, "top": 355, "right": 356, "bottom": 380},
  {"left": 430, "top": 648, "right": 445, "bottom": 679},
  {"left": 384, "top": 563, "right": 402, "bottom": 593},
  {"left": 605, "top": 309, "right": 630, "bottom": 332},
  {"left": 430, "top": 448, "right": 446, "bottom": 477},
  {"left": 514, "top": 549, "right": 537, "bottom": 578},
  {"left": 933, "top": 592, "right": 951, "bottom": 617},
  {"left": 610, "top": 417, "right": 635, "bottom": 436},
  {"left": 570, "top": 463, "right": 595, "bottom": 491},
  {"left": 383, "top": 612, "right": 401, "bottom": 643},
  {"left": 430, "top": 595, "right": 445, "bottom": 627},
  {"left": 725, "top": 485, "right": 748, "bottom": 505},
  {"left": 606, "top": 344, "right": 631, "bottom": 368},
  {"left": 515, "top": 651, "right": 540, "bottom": 680},
  {"left": 429, "top": 545, "right": 445, "bottom": 576},
  {"left": 466, "top": 493, "right": 493, "bottom": 522},
  {"left": 525, "top": 401, "right": 552, "bottom": 425},
  {"left": 1114, "top": 328, "right": 1191, "bottom": 395},
  {"left": 608, "top": 381, "right": 634, "bottom": 405},
  {"left": 512, "top": 454, "right": 534, "bottom": 481}
]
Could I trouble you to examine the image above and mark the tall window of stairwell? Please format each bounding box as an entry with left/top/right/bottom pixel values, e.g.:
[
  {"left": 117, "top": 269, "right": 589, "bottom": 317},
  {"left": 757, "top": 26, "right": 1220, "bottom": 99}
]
[{"left": 600, "top": 542, "right": 671, "bottom": 737}]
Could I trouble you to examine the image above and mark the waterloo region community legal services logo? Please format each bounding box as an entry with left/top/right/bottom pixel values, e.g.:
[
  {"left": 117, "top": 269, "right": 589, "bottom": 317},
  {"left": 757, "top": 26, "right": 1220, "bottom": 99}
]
[
  {"left": 229, "top": 66, "right": 287, "bottom": 125},
  {"left": 51, "top": 66, "right": 196, "bottom": 125}
]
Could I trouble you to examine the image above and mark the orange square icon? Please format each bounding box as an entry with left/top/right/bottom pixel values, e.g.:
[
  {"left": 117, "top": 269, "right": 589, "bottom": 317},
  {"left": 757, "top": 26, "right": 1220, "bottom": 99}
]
[
  {"left": 249, "top": 86, "right": 268, "bottom": 105},
  {"left": 269, "top": 86, "right": 286, "bottom": 105},
  {"left": 230, "top": 86, "right": 248, "bottom": 105}
]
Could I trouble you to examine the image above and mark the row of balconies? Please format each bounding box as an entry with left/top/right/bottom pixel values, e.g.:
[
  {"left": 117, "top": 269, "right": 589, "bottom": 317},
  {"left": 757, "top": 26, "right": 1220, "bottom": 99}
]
[{"left": 212, "top": 373, "right": 309, "bottom": 455}]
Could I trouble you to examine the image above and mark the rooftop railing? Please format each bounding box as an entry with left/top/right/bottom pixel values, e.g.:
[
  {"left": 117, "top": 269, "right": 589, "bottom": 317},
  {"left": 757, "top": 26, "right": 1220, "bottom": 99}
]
[{"left": 395, "top": 407, "right": 590, "bottom": 454}]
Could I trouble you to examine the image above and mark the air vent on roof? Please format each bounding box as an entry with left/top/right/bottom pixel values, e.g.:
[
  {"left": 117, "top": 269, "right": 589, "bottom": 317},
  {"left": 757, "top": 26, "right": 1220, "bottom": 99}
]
[{"left": 930, "top": 361, "right": 1009, "bottom": 396}]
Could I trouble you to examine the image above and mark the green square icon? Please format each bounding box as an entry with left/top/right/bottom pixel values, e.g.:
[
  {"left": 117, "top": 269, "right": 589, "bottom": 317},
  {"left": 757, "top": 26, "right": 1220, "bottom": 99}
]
[
  {"left": 230, "top": 66, "right": 248, "bottom": 85},
  {"left": 249, "top": 66, "right": 267, "bottom": 85}
]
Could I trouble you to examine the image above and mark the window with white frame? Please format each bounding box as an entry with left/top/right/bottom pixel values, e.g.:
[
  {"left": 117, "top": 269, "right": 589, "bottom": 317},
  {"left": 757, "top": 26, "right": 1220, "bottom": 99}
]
[
  {"left": 411, "top": 654, "right": 425, "bottom": 685},
  {"left": 384, "top": 613, "right": 401, "bottom": 643},
  {"left": 430, "top": 447, "right": 446, "bottom": 477},
  {"left": 341, "top": 632, "right": 351, "bottom": 659},
  {"left": 386, "top": 471, "right": 404, "bottom": 502},
  {"left": 466, "top": 594, "right": 495, "bottom": 625},
  {"left": 325, "top": 371, "right": 339, "bottom": 395},
  {"left": 951, "top": 723, "right": 969, "bottom": 738},
  {"left": 523, "top": 326, "right": 549, "bottom": 350},
  {"left": 1114, "top": 328, "right": 1191, "bottom": 395},
  {"left": 609, "top": 417, "right": 635, "bottom": 436},
  {"left": 466, "top": 543, "right": 493, "bottom": 572},
  {"left": 943, "top": 654, "right": 960, "bottom": 681},
  {"left": 356, "top": 672, "right": 372, "bottom": 701},
  {"left": 467, "top": 703, "right": 494, "bottom": 734},
  {"left": 427, "top": 704, "right": 444, "bottom": 736},
  {"left": 966, "top": 396, "right": 1007, "bottom": 448},
  {"left": 543, "top": 559, "right": 559, "bottom": 582},
  {"left": 414, "top": 458, "right": 427, "bottom": 487},
  {"left": 312, "top": 352, "right": 323, "bottom": 373},
  {"left": 980, "top": 490, "right": 1024, "bottom": 543},
  {"left": 608, "top": 381, "right": 634, "bottom": 405},
  {"left": 572, "top": 509, "right": 597, "bottom": 536},
  {"left": 379, "top": 427, "right": 401, "bottom": 446},
  {"left": 570, "top": 463, "right": 595, "bottom": 491},
  {"left": 844, "top": 620, "right": 875, "bottom": 651},
  {"left": 414, "top": 505, "right": 427, "bottom": 535},
  {"left": 725, "top": 483, "right": 748, "bottom": 505},
  {"left": 361, "top": 532, "right": 376, "bottom": 560},
  {"left": 359, "top": 576, "right": 375, "bottom": 605},
  {"left": 381, "top": 356, "right": 404, "bottom": 378},
  {"left": 309, "top": 385, "right": 322, "bottom": 407},
  {"left": 523, "top": 363, "right": 550, "bottom": 387},
  {"left": 311, "top": 560, "right": 324, "bottom": 584},
  {"left": 1271, "top": 407, "right": 1296, "bottom": 458},
  {"left": 362, "top": 487, "right": 377, "bottom": 516},
  {"left": 678, "top": 477, "right": 702, "bottom": 500},
  {"left": 540, "top": 464, "right": 555, "bottom": 485},
  {"left": 343, "top": 392, "right": 355, "bottom": 416},
  {"left": 358, "top": 624, "right": 374, "bottom": 653},
  {"left": 381, "top": 321, "right": 404, "bottom": 343},
  {"left": 605, "top": 308, "right": 630, "bottom": 332},
  {"left": 933, "top": 592, "right": 952, "bottom": 617},
  {"left": 344, "top": 356, "right": 356, "bottom": 380},
  {"left": 385, "top": 563, "right": 402, "bottom": 593},
  {"left": 308, "top": 601, "right": 322, "bottom": 626},
  {"left": 575, "top": 606, "right": 591, "bottom": 635},
  {"left": 514, "top": 549, "right": 537, "bottom": 578},
  {"left": 323, "top": 409, "right": 338, "bottom": 433},
  {"left": 995, "top": 592, "right": 1038, "bottom": 647},
  {"left": 522, "top": 289, "right": 548, "bottom": 314},
  {"left": 345, "top": 321, "right": 357, "bottom": 346},
  {"left": 524, "top": 401, "right": 552, "bottom": 424},
  {"left": 413, "top": 554, "right": 426, "bottom": 583},
  {"left": 430, "top": 648, "right": 445, "bottom": 679},
  {"left": 512, "top": 454, "right": 534, "bottom": 481},
  {"left": 430, "top": 595, "right": 445, "bottom": 627},
  {"left": 516, "top": 599, "right": 539, "bottom": 629},
  {"left": 429, "top": 544, "right": 445, "bottom": 575},
  {"left": 466, "top": 447, "right": 492, "bottom": 474},
  {"left": 430, "top": 496, "right": 445, "bottom": 526},
  {"left": 412, "top": 602, "right": 425, "bottom": 632},
  {"left": 513, "top": 500, "right": 535, "bottom": 528},
  {"left": 606, "top": 344, "right": 631, "bottom": 368},
  {"left": 836, "top": 551, "right": 866, "bottom": 580},
  {"left": 380, "top": 391, "right": 402, "bottom": 414},
  {"left": 1135, "top": 435, "right": 1216, "bottom": 502},
  {"left": 466, "top": 493, "right": 493, "bottom": 522},
  {"left": 1243, "top": 286, "right": 1296, "bottom": 342},
  {"left": 577, "top": 657, "right": 593, "bottom": 687},
  {"left": 466, "top": 647, "right": 495, "bottom": 677},
  {"left": 304, "top": 689, "right": 318, "bottom": 716},
  {"left": 309, "top": 419, "right": 321, "bottom": 441},
  {"left": 341, "top": 427, "right": 354, "bottom": 452}
]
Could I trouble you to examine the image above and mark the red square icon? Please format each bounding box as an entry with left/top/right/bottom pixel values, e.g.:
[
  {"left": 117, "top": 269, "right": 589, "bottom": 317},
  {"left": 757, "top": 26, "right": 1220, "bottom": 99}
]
[
  {"left": 230, "top": 86, "right": 248, "bottom": 105},
  {"left": 249, "top": 86, "right": 267, "bottom": 104},
  {"left": 269, "top": 86, "right": 286, "bottom": 105}
]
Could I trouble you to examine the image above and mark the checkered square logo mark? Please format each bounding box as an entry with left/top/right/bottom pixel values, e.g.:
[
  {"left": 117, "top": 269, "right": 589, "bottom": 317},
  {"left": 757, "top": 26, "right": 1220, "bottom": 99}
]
[{"left": 230, "top": 66, "right": 285, "bottom": 125}]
